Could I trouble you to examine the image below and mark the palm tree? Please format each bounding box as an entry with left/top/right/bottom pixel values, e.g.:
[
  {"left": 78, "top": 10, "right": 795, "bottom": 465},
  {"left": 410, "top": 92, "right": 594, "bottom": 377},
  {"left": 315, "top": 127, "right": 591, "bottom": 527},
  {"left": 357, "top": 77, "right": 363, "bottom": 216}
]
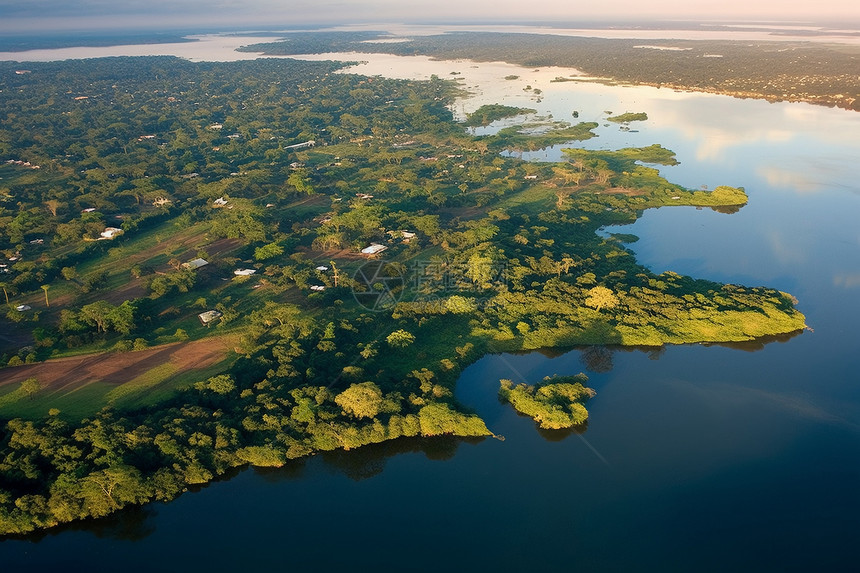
[
  {"left": 41, "top": 284, "right": 50, "bottom": 307},
  {"left": 330, "top": 260, "right": 340, "bottom": 287},
  {"left": 0, "top": 281, "right": 9, "bottom": 305}
]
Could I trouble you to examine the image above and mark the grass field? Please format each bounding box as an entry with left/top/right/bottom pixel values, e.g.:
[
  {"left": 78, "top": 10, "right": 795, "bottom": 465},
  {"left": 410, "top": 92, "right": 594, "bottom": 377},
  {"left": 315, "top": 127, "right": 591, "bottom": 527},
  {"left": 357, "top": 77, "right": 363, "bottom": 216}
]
[{"left": 0, "top": 336, "right": 238, "bottom": 420}]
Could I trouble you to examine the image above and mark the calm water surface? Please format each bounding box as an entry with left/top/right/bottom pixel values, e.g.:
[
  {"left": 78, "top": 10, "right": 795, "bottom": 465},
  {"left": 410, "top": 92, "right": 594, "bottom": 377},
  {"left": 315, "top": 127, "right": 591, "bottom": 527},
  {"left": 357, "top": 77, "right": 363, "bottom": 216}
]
[{"left": 2, "top": 46, "right": 860, "bottom": 572}]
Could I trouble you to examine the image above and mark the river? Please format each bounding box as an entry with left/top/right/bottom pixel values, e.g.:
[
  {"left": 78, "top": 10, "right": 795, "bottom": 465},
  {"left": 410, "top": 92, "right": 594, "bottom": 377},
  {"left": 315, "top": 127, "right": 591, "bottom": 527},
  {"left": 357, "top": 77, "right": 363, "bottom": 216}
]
[{"left": 2, "top": 40, "right": 860, "bottom": 572}]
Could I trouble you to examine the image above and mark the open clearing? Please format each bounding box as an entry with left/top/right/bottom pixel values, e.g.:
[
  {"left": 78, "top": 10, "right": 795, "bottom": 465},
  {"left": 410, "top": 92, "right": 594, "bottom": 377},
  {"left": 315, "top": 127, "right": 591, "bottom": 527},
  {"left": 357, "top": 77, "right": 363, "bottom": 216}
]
[{"left": 0, "top": 336, "right": 237, "bottom": 419}]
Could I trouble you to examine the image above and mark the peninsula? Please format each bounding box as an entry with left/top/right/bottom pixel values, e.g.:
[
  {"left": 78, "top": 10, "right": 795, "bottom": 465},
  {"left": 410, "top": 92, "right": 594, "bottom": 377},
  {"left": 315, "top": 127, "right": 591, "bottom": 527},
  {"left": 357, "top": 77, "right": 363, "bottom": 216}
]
[{"left": 0, "top": 53, "right": 804, "bottom": 534}]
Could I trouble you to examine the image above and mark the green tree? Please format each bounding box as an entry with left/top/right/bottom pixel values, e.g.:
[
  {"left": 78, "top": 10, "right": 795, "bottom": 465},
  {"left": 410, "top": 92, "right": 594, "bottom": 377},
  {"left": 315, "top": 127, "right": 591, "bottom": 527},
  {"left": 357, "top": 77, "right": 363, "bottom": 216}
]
[
  {"left": 236, "top": 445, "right": 286, "bottom": 467},
  {"left": 21, "top": 377, "right": 41, "bottom": 399},
  {"left": 386, "top": 329, "right": 415, "bottom": 348},
  {"left": 80, "top": 465, "right": 149, "bottom": 515},
  {"left": 417, "top": 403, "right": 489, "bottom": 436},
  {"left": 79, "top": 300, "right": 114, "bottom": 333},
  {"left": 335, "top": 382, "right": 384, "bottom": 419},
  {"left": 107, "top": 301, "right": 136, "bottom": 335},
  {"left": 444, "top": 295, "right": 477, "bottom": 314},
  {"left": 585, "top": 286, "right": 619, "bottom": 312},
  {"left": 195, "top": 374, "right": 236, "bottom": 395},
  {"left": 254, "top": 242, "right": 284, "bottom": 261},
  {"left": 287, "top": 171, "right": 314, "bottom": 195},
  {"left": 466, "top": 252, "right": 494, "bottom": 288},
  {"left": 61, "top": 267, "right": 77, "bottom": 281}
]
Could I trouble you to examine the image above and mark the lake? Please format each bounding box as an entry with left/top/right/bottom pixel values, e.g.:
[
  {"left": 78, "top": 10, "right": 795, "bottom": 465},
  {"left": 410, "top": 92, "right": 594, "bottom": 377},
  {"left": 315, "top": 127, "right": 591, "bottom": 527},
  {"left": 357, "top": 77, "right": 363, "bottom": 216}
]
[{"left": 2, "top": 44, "right": 860, "bottom": 572}]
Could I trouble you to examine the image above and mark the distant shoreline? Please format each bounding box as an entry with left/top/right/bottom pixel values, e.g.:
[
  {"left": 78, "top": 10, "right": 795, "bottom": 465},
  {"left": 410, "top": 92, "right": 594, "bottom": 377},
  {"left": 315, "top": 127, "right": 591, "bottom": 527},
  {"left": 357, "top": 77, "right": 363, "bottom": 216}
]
[
  {"left": 3, "top": 20, "right": 860, "bottom": 53},
  {"left": 2, "top": 26, "right": 858, "bottom": 112}
]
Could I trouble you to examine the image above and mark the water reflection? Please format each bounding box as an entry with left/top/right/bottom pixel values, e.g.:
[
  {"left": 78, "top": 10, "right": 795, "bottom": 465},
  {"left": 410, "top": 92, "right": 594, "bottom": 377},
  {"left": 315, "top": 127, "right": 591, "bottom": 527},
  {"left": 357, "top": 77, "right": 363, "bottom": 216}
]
[
  {"left": 252, "top": 457, "right": 309, "bottom": 483},
  {"left": 321, "top": 436, "right": 485, "bottom": 480},
  {"left": 833, "top": 273, "right": 860, "bottom": 289},
  {"left": 535, "top": 424, "right": 588, "bottom": 442},
  {"left": 529, "top": 344, "right": 664, "bottom": 368},
  {"left": 708, "top": 204, "right": 742, "bottom": 214},
  {"left": 4, "top": 437, "right": 485, "bottom": 544},
  {"left": 67, "top": 505, "right": 158, "bottom": 542},
  {"left": 255, "top": 436, "right": 485, "bottom": 484},
  {"left": 0, "top": 35, "right": 289, "bottom": 62},
  {"left": 757, "top": 157, "right": 860, "bottom": 195},
  {"left": 660, "top": 376, "right": 848, "bottom": 427},
  {"left": 579, "top": 345, "right": 614, "bottom": 373},
  {"left": 10, "top": 504, "right": 159, "bottom": 544},
  {"left": 702, "top": 329, "right": 804, "bottom": 352}
]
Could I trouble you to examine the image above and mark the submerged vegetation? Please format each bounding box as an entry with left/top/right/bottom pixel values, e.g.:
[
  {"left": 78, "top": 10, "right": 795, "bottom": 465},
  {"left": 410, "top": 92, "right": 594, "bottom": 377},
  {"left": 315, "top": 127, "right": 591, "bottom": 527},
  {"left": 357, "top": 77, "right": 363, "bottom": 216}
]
[{"left": 0, "top": 53, "right": 805, "bottom": 534}]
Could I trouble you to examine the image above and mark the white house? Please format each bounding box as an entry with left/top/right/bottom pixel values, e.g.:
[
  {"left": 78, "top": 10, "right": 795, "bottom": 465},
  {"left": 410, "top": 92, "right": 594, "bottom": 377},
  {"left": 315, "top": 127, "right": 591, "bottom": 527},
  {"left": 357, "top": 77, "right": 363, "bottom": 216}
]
[
  {"left": 182, "top": 258, "right": 209, "bottom": 270},
  {"left": 285, "top": 140, "right": 316, "bottom": 150},
  {"left": 100, "top": 227, "right": 123, "bottom": 239},
  {"left": 361, "top": 244, "right": 388, "bottom": 255},
  {"left": 198, "top": 310, "right": 222, "bottom": 325}
]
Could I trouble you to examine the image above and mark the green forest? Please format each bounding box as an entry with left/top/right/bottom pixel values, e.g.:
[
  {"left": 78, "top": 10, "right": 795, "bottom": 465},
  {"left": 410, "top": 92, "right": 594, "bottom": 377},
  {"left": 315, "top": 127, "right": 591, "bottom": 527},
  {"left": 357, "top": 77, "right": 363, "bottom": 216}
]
[
  {"left": 242, "top": 31, "right": 860, "bottom": 111},
  {"left": 0, "top": 55, "right": 805, "bottom": 534}
]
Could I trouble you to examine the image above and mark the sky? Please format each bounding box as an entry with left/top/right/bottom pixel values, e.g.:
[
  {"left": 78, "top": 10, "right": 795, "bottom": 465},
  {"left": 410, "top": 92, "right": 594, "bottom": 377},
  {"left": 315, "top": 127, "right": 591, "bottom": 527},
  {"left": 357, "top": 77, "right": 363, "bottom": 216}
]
[{"left": 1, "top": 0, "right": 859, "bottom": 34}]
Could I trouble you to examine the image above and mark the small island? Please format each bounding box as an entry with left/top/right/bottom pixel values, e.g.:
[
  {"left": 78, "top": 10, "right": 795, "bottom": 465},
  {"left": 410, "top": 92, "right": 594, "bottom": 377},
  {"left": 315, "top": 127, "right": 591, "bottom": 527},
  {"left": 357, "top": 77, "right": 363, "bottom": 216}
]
[
  {"left": 463, "top": 104, "right": 536, "bottom": 126},
  {"left": 607, "top": 111, "right": 648, "bottom": 123},
  {"left": 499, "top": 375, "right": 595, "bottom": 429}
]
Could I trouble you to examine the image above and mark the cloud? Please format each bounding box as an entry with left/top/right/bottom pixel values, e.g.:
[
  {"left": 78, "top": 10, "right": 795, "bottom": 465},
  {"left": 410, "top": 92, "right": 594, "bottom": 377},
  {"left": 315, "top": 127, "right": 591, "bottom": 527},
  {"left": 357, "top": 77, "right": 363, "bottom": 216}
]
[
  {"left": 833, "top": 273, "right": 860, "bottom": 289},
  {"left": 756, "top": 166, "right": 826, "bottom": 194},
  {"left": 643, "top": 95, "right": 797, "bottom": 162},
  {"left": 764, "top": 228, "right": 808, "bottom": 266}
]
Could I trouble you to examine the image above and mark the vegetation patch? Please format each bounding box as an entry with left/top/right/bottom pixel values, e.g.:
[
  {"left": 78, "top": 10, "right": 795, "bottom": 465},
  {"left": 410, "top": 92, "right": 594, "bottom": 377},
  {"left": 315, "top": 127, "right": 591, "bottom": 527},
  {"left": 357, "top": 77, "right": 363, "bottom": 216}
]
[
  {"left": 463, "top": 104, "right": 536, "bottom": 127},
  {"left": 499, "top": 374, "right": 595, "bottom": 429},
  {"left": 607, "top": 111, "right": 648, "bottom": 123},
  {"left": 492, "top": 121, "right": 599, "bottom": 151}
]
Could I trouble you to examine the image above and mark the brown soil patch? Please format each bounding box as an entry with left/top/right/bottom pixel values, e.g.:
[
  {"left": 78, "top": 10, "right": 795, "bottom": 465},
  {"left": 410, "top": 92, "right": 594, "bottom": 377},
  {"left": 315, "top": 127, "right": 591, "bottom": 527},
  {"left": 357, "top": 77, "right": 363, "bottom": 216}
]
[
  {"left": 108, "top": 230, "right": 242, "bottom": 274},
  {"left": 0, "top": 336, "right": 236, "bottom": 393},
  {"left": 76, "top": 237, "right": 244, "bottom": 308},
  {"left": 98, "top": 280, "right": 149, "bottom": 306},
  {"left": 436, "top": 204, "right": 488, "bottom": 220},
  {"left": 598, "top": 187, "right": 649, "bottom": 196},
  {"left": 295, "top": 246, "right": 365, "bottom": 261},
  {"left": 198, "top": 237, "right": 243, "bottom": 259}
]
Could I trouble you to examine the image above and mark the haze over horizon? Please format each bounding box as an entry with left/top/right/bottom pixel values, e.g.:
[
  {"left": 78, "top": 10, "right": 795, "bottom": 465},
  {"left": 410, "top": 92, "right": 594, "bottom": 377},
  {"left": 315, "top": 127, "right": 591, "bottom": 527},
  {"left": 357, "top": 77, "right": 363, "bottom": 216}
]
[{"left": 1, "top": 0, "right": 859, "bottom": 34}]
